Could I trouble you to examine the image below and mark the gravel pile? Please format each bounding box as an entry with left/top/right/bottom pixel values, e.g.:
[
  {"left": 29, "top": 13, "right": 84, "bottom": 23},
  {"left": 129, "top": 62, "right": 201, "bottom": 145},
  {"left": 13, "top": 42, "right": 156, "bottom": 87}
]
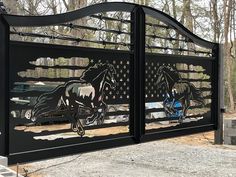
[{"left": 20, "top": 140, "right": 236, "bottom": 177}]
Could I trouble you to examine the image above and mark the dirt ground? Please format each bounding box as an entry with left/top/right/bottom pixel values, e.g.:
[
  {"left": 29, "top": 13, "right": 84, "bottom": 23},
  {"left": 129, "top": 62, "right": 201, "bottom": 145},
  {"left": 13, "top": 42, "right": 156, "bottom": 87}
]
[
  {"left": 10, "top": 113, "right": 236, "bottom": 177},
  {"left": 224, "top": 112, "right": 236, "bottom": 119},
  {"left": 9, "top": 131, "right": 223, "bottom": 177},
  {"left": 166, "top": 131, "right": 214, "bottom": 146}
]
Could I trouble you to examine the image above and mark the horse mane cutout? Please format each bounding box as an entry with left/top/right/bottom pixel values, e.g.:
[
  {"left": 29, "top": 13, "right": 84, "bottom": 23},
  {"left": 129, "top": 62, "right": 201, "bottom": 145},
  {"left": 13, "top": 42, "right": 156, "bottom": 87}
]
[
  {"left": 160, "top": 65, "right": 181, "bottom": 80},
  {"left": 80, "top": 63, "right": 114, "bottom": 82}
]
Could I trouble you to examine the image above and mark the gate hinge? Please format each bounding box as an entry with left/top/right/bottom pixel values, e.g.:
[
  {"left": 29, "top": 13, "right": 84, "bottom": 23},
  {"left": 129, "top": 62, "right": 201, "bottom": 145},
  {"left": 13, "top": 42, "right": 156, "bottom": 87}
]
[{"left": 220, "top": 108, "right": 226, "bottom": 113}]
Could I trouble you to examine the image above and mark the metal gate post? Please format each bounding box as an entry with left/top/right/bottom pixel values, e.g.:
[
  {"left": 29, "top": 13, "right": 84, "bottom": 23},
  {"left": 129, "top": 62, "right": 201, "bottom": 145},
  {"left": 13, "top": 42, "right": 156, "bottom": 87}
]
[
  {"left": 0, "top": 9, "right": 9, "bottom": 156},
  {"left": 130, "top": 6, "right": 145, "bottom": 143},
  {"left": 214, "top": 44, "right": 224, "bottom": 144}
]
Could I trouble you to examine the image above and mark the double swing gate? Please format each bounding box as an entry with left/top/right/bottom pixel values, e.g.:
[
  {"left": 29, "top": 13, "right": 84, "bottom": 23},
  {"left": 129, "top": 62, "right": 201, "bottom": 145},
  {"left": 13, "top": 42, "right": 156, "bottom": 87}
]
[{"left": 0, "top": 2, "right": 222, "bottom": 164}]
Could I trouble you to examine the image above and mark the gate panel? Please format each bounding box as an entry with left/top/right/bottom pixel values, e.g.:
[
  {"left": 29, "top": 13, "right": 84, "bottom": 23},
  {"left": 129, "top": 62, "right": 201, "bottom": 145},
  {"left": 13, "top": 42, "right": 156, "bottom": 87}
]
[
  {"left": 143, "top": 9, "right": 218, "bottom": 140},
  {"left": 9, "top": 41, "right": 133, "bottom": 161},
  {"left": 145, "top": 54, "right": 214, "bottom": 136}
]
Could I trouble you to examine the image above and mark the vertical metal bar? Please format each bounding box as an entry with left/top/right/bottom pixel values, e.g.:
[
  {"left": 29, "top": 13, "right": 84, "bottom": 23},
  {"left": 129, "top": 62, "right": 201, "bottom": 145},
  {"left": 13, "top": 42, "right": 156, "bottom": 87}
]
[
  {"left": 129, "top": 11, "right": 135, "bottom": 139},
  {"left": 130, "top": 6, "right": 145, "bottom": 143},
  {"left": 0, "top": 14, "right": 9, "bottom": 156},
  {"left": 214, "top": 44, "right": 224, "bottom": 144}
]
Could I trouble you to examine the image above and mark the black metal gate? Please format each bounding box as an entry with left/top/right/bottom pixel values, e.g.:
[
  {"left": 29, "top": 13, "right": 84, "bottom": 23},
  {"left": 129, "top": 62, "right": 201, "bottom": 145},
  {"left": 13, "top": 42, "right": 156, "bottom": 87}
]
[{"left": 0, "top": 2, "right": 222, "bottom": 164}]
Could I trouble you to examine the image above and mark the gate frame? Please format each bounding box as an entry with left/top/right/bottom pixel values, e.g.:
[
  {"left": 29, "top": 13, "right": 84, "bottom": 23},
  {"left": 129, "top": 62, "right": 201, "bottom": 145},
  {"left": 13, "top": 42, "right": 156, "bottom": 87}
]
[
  {"left": 0, "top": 8, "right": 9, "bottom": 157},
  {"left": 0, "top": 2, "right": 223, "bottom": 163}
]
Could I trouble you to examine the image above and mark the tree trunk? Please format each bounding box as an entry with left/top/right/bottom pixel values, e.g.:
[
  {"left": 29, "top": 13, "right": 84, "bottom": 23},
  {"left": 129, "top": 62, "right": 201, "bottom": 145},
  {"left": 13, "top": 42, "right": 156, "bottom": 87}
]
[
  {"left": 211, "top": 0, "right": 220, "bottom": 43},
  {"left": 224, "top": 0, "right": 234, "bottom": 111}
]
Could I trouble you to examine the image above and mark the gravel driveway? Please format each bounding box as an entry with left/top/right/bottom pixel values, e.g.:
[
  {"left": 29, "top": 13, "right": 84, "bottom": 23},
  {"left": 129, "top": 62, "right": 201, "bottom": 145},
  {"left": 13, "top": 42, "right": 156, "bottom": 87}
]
[{"left": 17, "top": 138, "right": 236, "bottom": 177}]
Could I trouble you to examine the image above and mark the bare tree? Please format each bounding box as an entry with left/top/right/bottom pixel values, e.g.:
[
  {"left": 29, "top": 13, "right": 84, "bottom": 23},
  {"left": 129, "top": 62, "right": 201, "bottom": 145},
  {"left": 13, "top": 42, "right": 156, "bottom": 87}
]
[
  {"left": 224, "top": 0, "right": 234, "bottom": 111},
  {"left": 210, "top": 0, "right": 220, "bottom": 43}
]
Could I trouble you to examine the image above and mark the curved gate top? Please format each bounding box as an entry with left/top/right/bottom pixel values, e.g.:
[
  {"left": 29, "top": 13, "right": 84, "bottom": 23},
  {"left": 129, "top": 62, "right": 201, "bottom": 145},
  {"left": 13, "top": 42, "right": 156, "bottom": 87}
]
[{"left": 0, "top": 2, "right": 222, "bottom": 164}]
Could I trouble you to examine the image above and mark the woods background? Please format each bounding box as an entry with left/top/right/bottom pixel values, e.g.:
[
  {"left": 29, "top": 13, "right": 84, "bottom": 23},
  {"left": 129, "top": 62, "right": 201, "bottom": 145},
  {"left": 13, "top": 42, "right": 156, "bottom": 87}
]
[{"left": 2, "top": 0, "right": 236, "bottom": 112}]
